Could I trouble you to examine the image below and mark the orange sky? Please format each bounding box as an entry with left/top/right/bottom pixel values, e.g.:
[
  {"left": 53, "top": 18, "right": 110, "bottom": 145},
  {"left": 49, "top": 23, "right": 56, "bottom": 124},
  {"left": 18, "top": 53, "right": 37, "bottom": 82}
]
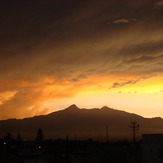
[
  {"left": 1, "top": 73, "right": 163, "bottom": 119},
  {"left": 1, "top": 0, "right": 163, "bottom": 119},
  {"left": 42, "top": 74, "right": 163, "bottom": 118}
]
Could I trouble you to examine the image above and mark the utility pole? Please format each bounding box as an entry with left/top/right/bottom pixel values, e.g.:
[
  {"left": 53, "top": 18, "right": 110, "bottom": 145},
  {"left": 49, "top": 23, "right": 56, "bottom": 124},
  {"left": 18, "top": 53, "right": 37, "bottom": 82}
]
[
  {"left": 130, "top": 122, "right": 140, "bottom": 163},
  {"left": 130, "top": 121, "right": 139, "bottom": 143}
]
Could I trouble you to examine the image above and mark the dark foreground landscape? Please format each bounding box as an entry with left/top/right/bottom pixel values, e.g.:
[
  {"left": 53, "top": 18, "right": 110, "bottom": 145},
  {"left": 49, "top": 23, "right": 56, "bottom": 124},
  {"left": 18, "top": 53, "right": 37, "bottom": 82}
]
[
  {"left": 1, "top": 133, "right": 163, "bottom": 163},
  {"left": 1, "top": 105, "right": 163, "bottom": 162},
  {"left": 0, "top": 135, "right": 142, "bottom": 163}
]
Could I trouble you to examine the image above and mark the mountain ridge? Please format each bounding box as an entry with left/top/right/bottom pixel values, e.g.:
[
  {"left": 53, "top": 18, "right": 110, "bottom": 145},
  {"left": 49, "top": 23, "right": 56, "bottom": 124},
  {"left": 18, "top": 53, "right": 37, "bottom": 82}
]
[{"left": 0, "top": 104, "right": 163, "bottom": 140}]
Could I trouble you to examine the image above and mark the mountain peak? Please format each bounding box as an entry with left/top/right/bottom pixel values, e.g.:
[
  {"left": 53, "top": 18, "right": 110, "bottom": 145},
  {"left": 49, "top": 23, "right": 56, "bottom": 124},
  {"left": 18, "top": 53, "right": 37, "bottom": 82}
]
[
  {"left": 101, "top": 106, "right": 112, "bottom": 110},
  {"left": 65, "top": 104, "right": 79, "bottom": 111}
]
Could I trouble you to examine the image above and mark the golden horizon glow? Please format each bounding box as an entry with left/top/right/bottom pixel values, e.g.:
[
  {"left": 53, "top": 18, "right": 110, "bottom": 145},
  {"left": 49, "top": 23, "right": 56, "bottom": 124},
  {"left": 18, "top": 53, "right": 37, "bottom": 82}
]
[
  {"left": 37, "top": 73, "right": 163, "bottom": 117},
  {"left": 1, "top": 73, "right": 163, "bottom": 120}
]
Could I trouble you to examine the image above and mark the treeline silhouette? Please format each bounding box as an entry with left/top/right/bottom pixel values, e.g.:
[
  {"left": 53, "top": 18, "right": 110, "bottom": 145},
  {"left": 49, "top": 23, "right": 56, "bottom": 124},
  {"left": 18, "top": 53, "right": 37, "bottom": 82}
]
[{"left": 0, "top": 128, "right": 142, "bottom": 163}]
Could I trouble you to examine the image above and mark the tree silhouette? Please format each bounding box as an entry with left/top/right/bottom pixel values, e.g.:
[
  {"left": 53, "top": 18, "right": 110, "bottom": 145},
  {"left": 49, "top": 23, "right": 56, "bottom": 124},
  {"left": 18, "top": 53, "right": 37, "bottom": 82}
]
[
  {"left": 35, "top": 128, "right": 44, "bottom": 143},
  {"left": 17, "top": 132, "right": 22, "bottom": 141},
  {"left": 17, "top": 132, "right": 23, "bottom": 147}
]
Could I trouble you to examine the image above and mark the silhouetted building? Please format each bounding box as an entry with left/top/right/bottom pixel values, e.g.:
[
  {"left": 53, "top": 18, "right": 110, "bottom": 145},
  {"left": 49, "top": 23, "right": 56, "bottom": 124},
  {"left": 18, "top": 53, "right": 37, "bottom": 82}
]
[{"left": 142, "top": 134, "right": 163, "bottom": 163}]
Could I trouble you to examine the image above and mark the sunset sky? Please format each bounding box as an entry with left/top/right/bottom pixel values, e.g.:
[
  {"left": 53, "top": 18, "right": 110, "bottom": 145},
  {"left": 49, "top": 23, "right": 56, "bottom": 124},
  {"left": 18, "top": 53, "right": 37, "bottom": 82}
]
[{"left": 1, "top": 0, "right": 163, "bottom": 119}]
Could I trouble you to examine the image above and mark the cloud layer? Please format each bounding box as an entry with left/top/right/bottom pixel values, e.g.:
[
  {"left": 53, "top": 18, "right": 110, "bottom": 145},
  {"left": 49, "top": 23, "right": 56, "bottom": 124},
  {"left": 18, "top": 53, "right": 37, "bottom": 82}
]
[{"left": 0, "top": 0, "right": 163, "bottom": 119}]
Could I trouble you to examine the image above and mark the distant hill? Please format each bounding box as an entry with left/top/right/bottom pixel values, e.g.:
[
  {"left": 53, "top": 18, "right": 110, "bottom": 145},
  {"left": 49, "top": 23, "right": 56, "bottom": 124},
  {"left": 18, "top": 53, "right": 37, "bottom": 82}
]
[{"left": 0, "top": 104, "right": 163, "bottom": 140}]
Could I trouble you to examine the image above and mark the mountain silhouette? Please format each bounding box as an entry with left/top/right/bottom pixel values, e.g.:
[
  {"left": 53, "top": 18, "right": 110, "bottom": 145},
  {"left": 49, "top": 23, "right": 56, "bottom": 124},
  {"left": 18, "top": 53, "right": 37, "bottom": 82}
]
[
  {"left": 64, "top": 104, "right": 80, "bottom": 111},
  {"left": 0, "top": 105, "right": 163, "bottom": 140}
]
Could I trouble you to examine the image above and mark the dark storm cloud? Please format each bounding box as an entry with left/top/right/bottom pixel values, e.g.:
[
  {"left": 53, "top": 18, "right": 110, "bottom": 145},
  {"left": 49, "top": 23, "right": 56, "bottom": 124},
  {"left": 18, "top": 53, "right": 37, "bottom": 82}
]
[
  {"left": 121, "top": 40, "right": 163, "bottom": 57},
  {"left": 154, "top": 0, "right": 163, "bottom": 8},
  {"left": 112, "top": 18, "right": 136, "bottom": 24},
  {"left": 1, "top": 0, "right": 163, "bottom": 82},
  {"left": 110, "top": 79, "right": 140, "bottom": 89},
  {"left": 110, "top": 75, "right": 157, "bottom": 89}
]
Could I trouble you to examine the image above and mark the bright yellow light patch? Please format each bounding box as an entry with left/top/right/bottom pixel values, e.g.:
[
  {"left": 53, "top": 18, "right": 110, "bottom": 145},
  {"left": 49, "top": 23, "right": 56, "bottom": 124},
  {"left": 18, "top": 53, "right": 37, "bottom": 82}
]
[
  {"left": 0, "top": 90, "right": 17, "bottom": 105},
  {"left": 47, "top": 74, "right": 163, "bottom": 118}
]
